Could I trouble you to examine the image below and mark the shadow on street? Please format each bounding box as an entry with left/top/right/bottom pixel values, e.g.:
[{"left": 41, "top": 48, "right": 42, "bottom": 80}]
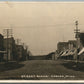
[
  {"left": 62, "top": 61, "right": 84, "bottom": 72},
  {"left": 0, "top": 62, "right": 24, "bottom": 72},
  {"left": 2, "top": 77, "right": 39, "bottom": 80}
]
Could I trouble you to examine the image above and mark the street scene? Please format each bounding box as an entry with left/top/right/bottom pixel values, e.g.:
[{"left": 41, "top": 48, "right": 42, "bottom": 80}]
[
  {"left": 0, "top": 1, "right": 84, "bottom": 80},
  {"left": 1, "top": 60, "right": 84, "bottom": 80}
]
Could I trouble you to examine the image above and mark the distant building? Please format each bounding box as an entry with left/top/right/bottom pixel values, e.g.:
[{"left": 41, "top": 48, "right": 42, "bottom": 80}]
[
  {"left": 28, "top": 51, "right": 33, "bottom": 57},
  {"left": 47, "top": 52, "right": 56, "bottom": 60},
  {"left": 15, "top": 45, "right": 24, "bottom": 61},
  {"left": 54, "top": 50, "right": 59, "bottom": 60},
  {"left": 15, "top": 45, "right": 28, "bottom": 61},
  {"left": 0, "top": 34, "right": 4, "bottom": 61},
  {"left": 22, "top": 48, "right": 28, "bottom": 61}
]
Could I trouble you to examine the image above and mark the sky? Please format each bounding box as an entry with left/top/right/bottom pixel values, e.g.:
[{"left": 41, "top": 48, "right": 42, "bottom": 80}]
[{"left": 0, "top": 1, "right": 84, "bottom": 55}]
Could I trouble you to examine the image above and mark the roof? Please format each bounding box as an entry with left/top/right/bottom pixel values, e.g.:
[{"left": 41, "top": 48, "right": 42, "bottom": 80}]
[
  {"left": 68, "top": 40, "right": 76, "bottom": 43},
  {"left": 4, "top": 37, "right": 14, "bottom": 40},
  {"left": 0, "top": 34, "right": 3, "bottom": 37},
  {"left": 58, "top": 42, "right": 68, "bottom": 45}
]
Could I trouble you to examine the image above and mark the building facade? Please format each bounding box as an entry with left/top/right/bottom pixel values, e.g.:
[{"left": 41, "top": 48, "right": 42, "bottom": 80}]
[
  {"left": 57, "top": 40, "right": 77, "bottom": 60},
  {"left": 4, "top": 37, "right": 16, "bottom": 61},
  {"left": 57, "top": 42, "right": 69, "bottom": 53},
  {"left": 57, "top": 40, "right": 76, "bottom": 53},
  {"left": 78, "top": 32, "right": 84, "bottom": 60},
  {"left": 79, "top": 32, "right": 84, "bottom": 49},
  {"left": 0, "top": 34, "right": 4, "bottom": 61}
]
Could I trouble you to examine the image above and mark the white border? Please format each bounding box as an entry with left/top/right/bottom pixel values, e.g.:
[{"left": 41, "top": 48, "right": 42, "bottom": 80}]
[
  {"left": 0, "top": 1, "right": 84, "bottom": 83},
  {"left": 0, "top": 80, "right": 84, "bottom": 83}
]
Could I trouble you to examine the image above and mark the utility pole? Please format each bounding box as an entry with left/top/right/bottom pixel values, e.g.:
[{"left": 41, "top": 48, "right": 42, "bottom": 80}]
[
  {"left": 3, "top": 29, "right": 13, "bottom": 62},
  {"left": 6, "top": 29, "right": 9, "bottom": 62},
  {"left": 22, "top": 43, "right": 25, "bottom": 49},
  {"left": 25, "top": 45, "right": 28, "bottom": 60},
  {"left": 10, "top": 25, "right": 13, "bottom": 37},
  {"left": 74, "top": 21, "right": 80, "bottom": 62},
  {"left": 10, "top": 25, "right": 13, "bottom": 60}
]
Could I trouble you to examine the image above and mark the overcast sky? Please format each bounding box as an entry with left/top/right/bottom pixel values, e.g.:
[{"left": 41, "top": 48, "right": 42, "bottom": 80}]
[{"left": 0, "top": 1, "right": 84, "bottom": 55}]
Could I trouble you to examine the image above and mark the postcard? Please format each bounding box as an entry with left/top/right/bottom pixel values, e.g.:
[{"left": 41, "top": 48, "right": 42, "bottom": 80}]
[{"left": 0, "top": 0, "right": 84, "bottom": 83}]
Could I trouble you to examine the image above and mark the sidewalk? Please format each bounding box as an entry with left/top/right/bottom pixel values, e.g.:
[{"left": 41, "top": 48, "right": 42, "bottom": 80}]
[
  {"left": 63, "top": 59, "right": 84, "bottom": 63},
  {"left": 61, "top": 59, "right": 84, "bottom": 72},
  {"left": 0, "top": 61, "right": 24, "bottom": 73}
]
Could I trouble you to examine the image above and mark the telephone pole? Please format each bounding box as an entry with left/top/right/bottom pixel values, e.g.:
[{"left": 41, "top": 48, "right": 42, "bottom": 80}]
[
  {"left": 74, "top": 21, "right": 80, "bottom": 62},
  {"left": 25, "top": 45, "right": 28, "bottom": 60},
  {"left": 10, "top": 25, "right": 13, "bottom": 60},
  {"left": 3, "top": 29, "right": 13, "bottom": 62},
  {"left": 6, "top": 29, "right": 9, "bottom": 62}
]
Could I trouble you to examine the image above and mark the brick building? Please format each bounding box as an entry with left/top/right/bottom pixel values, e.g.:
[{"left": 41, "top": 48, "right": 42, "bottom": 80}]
[{"left": 15, "top": 45, "right": 28, "bottom": 61}]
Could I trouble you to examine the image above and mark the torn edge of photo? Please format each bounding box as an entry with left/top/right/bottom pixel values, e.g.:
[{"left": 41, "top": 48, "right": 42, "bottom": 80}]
[{"left": 0, "top": 0, "right": 84, "bottom": 83}]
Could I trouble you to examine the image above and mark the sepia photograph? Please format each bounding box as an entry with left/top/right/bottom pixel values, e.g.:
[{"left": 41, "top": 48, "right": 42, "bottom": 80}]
[{"left": 0, "top": 0, "right": 84, "bottom": 81}]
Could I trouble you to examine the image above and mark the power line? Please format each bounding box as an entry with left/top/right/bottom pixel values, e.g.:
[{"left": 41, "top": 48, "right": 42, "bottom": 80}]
[
  {"left": 1, "top": 23, "right": 84, "bottom": 27},
  {"left": 0, "top": 24, "right": 83, "bottom": 29}
]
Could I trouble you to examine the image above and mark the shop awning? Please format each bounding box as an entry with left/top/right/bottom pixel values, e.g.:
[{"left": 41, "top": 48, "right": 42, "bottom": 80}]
[
  {"left": 78, "top": 48, "right": 84, "bottom": 55},
  {"left": 65, "top": 50, "right": 71, "bottom": 56},
  {"left": 61, "top": 50, "right": 68, "bottom": 56},
  {"left": 61, "top": 49, "right": 76, "bottom": 56},
  {"left": 65, "top": 49, "right": 76, "bottom": 56},
  {"left": 70, "top": 49, "right": 76, "bottom": 55},
  {"left": 59, "top": 51, "right": 64, "bottom": 56}
]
